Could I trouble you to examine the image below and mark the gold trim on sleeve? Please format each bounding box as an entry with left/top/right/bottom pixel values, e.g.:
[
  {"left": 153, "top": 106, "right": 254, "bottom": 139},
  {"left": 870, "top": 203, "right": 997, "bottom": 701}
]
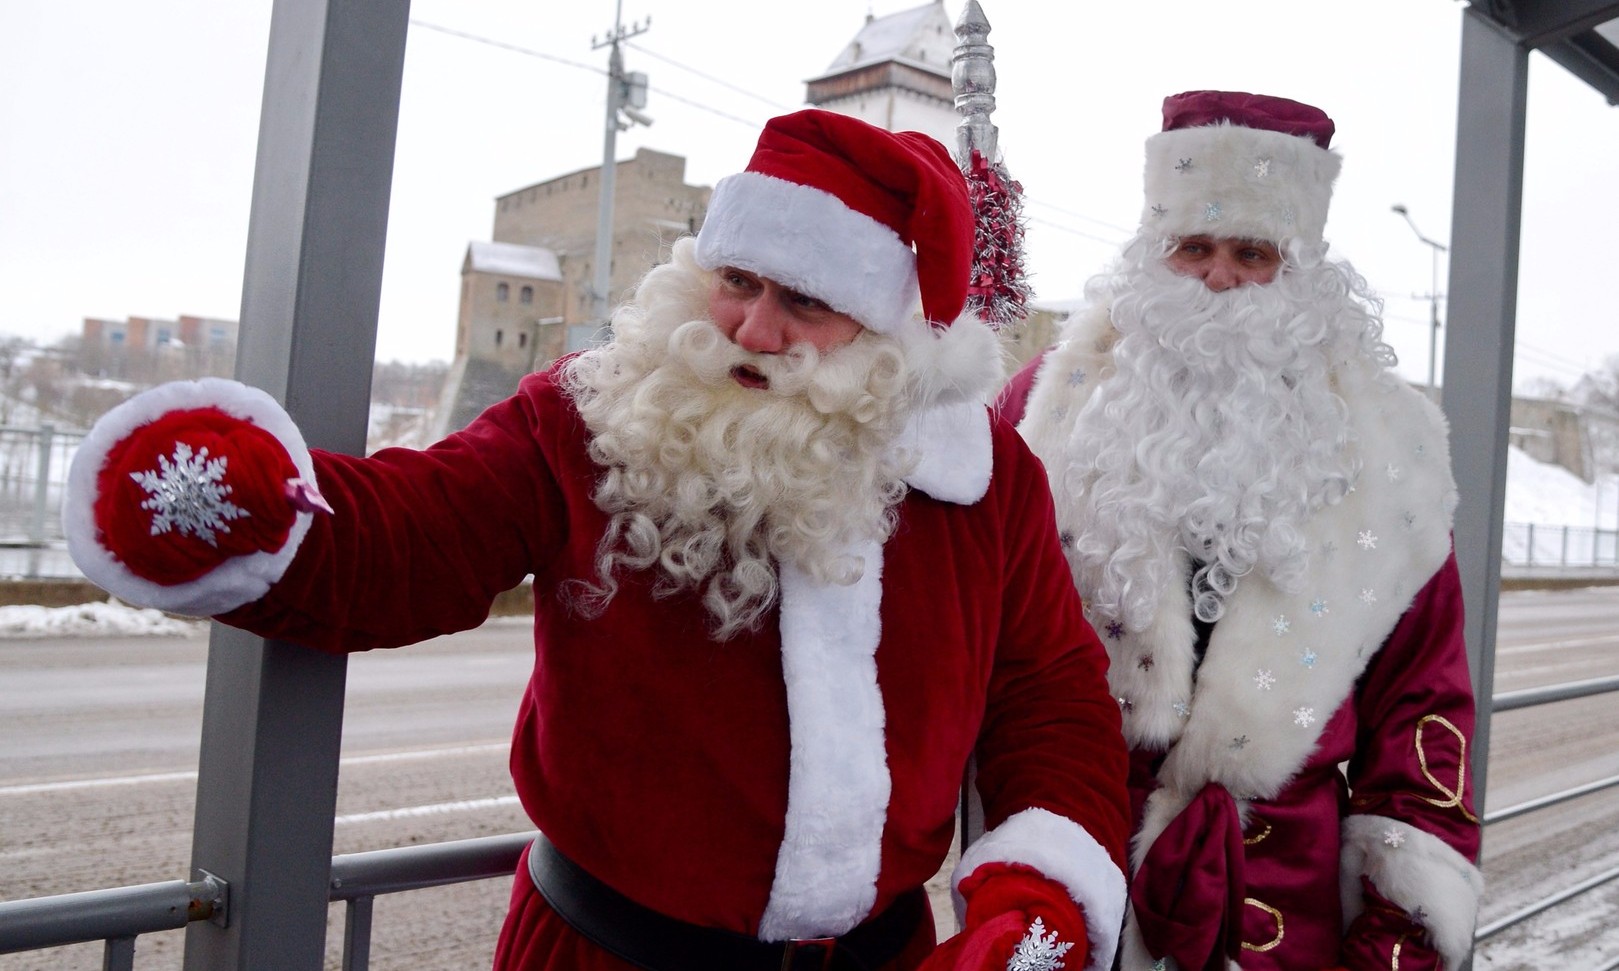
[{"left": 1415, "top": 714, "right": 1482, "bottom": 823}]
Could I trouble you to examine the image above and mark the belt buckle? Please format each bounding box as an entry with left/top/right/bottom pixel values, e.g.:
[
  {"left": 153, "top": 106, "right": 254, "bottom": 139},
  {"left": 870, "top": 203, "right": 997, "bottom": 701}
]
[{"left": 780, "top": 936, "right": 836, "bottom": 971}]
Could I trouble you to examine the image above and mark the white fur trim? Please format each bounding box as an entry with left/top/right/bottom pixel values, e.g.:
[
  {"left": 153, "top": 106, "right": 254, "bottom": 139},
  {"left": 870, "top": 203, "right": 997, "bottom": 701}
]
[
  {"left": 886, "top": 313, "right": 999, "bottom": 503},
  {"left": 761, "top": 541, "right": 890, "bottom": 939},
  {"left": 63, "top": 378, "right": 316, "bottom": 617},
  {"left": 1341, "top": 814, "right": 1483, "bottom": 970},
  {"left": 953, "top": 807, "right": 1126, "bottom": 971},
  {"left": 1141, "top": 123, "right": 1341, "bottom": 245},
  {"left": 896, "top": 400, "right": 991, "bottom": 505},
  {"left": 695, "top": 172, "right": 919, "bottom": 334},
  {"left": 892, "top": 313, "right": 1005, "bottom": 410}
]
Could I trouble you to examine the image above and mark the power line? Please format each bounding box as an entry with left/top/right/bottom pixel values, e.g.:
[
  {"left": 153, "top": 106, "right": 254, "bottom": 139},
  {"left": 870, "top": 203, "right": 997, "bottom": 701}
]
[
  {"left": 1022, "top": 197, "right": 1136, "bottom": 237},
  {"left": 408, "top": 19, "right": 604, "bottom": 76},
  {"left": 626, "top": 41, "right": 794, "bottom": 112}
]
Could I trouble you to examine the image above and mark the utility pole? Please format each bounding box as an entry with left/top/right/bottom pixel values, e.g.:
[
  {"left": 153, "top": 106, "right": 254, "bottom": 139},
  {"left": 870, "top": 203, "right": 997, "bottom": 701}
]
[
  {"left": 568, "top": 1, "right": 650, "bottom": 353},
  {"left": 1391, "top": 203, "right": 1448, "bottom": 404}
]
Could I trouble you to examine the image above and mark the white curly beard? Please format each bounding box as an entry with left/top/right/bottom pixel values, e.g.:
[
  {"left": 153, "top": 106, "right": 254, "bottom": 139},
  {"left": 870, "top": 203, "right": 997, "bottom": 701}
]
[
  {"left": 1056, "top": 239, "right": 1396, "bottom": 630},
  {"left": 561, "top": 239, "right": 918, "bottom": 639}
]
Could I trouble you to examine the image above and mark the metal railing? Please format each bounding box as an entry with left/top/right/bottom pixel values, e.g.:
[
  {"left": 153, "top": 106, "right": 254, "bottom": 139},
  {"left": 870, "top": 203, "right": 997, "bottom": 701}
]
[
  {"left": 0, "top": 832, "right": 534, "bottom": 971},
  {"left": 8, "top": 675, "right": 1619, "bottom": 967},
  {"left": 1473, "top": 675, "right": 1619, "bottom": 946},
  {"left": 0, "top": 424, "right": 84, "bottom": 579},
  {"left": 1502, "top": 521, "right": 1619, "bottom": 569}
]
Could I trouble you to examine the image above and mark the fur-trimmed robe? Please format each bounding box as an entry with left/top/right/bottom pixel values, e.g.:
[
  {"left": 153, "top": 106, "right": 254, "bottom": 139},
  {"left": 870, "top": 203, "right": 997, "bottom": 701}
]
[
  {"left": 200, "top": 354, "right": 1132, "bottom": 971},
  {"left": 1003, "top": 305, "right": 1482, "bottom": 970}
]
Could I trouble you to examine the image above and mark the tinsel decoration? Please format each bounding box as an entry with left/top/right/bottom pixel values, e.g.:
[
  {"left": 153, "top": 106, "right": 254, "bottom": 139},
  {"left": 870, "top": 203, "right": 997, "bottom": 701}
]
[{"left": 962, "top": 148, "right": 1030, "bottom": 329}]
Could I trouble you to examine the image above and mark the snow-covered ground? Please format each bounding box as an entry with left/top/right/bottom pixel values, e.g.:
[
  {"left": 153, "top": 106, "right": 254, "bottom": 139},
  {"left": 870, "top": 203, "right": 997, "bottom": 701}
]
[{"left": 0, "top": 600, "right": 204, "bottom": 638}]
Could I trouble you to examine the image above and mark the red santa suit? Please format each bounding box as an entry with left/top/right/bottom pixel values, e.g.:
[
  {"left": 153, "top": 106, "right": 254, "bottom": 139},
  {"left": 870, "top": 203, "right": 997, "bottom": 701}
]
[
  {"left": 65, "top": 359, "right": 1131, "bottom": 970},
  {"left": 1002, "top": 303, "right": 1482, "bottom": 970}
]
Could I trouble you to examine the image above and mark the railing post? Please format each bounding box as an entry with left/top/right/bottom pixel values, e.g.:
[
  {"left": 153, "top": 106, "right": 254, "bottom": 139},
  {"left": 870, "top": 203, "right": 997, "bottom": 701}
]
[
  {"left": 27, "top": 423, "right": 53, "bottom": 578},
  {"left": 181, "top": 0, "right": 409, "bottom": 969},
  {"left": 341, "top": 897, "right": 374, "bottom": 971},
  {"left": 104, "top": 935, "right": 136, "bottom": 971}
]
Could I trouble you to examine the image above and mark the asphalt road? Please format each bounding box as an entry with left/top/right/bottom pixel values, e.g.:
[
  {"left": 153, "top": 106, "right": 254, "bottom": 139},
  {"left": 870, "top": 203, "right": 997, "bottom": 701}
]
[{"left": 3, "top": 588, "right": 1619, "bottom": 970}]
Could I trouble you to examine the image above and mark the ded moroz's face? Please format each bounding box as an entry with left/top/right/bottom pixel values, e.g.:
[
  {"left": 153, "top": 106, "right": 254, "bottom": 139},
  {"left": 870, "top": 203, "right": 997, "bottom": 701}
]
[
  {"left": 708, "top": 266, "right": 865, "bottom": 389},
  {"left": 1164, "top": 235, "right": 1283, "bottom": 291}
]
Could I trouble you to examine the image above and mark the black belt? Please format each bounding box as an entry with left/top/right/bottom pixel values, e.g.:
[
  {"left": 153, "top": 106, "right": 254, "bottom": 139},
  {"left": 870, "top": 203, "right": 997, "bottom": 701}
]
[{"left": 526, "top": 834, "right": 926, "bottom": 971}]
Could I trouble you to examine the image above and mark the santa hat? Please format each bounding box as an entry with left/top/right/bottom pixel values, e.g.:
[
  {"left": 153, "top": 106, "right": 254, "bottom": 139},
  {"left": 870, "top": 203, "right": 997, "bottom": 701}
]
[
  {"left": 695, "top": 109, "right": 973, "bottom": 336},
  {"left": 1140, "top": 90, "right": 1342, "bottom": 247}
]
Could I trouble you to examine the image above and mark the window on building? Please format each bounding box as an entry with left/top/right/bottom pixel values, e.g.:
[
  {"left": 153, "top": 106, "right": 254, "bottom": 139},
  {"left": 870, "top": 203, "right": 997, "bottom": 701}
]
[
  {"left": 110, "top": 331, "right": 126, "bottom": 345},
  {"left": 520, "top": 286, "right": 533, "bottom": 305},
  {"left": 519, "top": 332, "right": 528, "bottom": 349},
  {"left": 497, "top": 282, "right": 510, "bottom": 302},
  {"left": 156, "top": 328, "right": 172, "bottom": 345},
  {"left": 495, "top": 329, "right": 504, "bottom": 347}
]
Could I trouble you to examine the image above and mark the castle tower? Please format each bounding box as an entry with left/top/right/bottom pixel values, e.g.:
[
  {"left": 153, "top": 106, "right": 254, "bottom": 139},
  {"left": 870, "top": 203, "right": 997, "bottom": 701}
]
[{"left": 805, "top": 1, "right": 959, "bottom": 147}]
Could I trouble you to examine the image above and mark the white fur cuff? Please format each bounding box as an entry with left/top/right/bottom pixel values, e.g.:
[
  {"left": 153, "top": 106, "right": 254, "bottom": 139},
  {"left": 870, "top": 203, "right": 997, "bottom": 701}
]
[
  {"left": 954, "top": 807, "right": 1126, "bottom": 970},
  {"left": 63, "top": 377, "right": 317, "bottom": 617},
  {"left": 1340, "top": 813, "right": 1483, "bottom": 969}
]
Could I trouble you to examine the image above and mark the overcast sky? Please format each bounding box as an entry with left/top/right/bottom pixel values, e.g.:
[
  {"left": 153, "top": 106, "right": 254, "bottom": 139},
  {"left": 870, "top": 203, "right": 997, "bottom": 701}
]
[{"left": 2, "top": 0, "right": 1615, "bottom": 392}]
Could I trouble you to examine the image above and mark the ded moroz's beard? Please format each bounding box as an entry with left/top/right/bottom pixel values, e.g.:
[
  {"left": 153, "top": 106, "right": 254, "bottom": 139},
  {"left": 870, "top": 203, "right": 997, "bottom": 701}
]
[
  {"left": 561, "top": 238, "right": 917, "bottom": 639},
  {"left": 1052, "top": 237, "right": 1397, "bottom": 631}
]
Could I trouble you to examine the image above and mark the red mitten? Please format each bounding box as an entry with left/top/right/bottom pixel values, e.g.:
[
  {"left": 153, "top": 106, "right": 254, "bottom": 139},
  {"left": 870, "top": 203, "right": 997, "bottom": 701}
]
[
  {"left": 66, "top": 379, "right": 329, "bottom": 616},
  {"left": 919, "top": 863, "right": 1089, "bottom": 971}
]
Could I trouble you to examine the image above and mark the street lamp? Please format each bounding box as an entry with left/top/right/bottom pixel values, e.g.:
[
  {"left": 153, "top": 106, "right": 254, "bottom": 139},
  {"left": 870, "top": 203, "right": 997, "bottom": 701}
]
[{"left": 1391, "top": 203, "right": 1448, "bottom": 403}]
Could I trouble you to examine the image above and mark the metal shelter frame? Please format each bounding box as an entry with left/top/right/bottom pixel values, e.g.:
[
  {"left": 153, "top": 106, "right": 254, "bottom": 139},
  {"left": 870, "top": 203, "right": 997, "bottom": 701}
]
[
  {"left": 1444, "top": 0, "right": 1619, "bottom": 831},
  {"left": 4, "top": 1, "right": 1619, "bottom": 968}
]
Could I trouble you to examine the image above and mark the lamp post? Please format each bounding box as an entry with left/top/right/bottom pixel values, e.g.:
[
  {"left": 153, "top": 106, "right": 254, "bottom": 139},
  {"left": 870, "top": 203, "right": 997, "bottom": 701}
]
[{"left": 1391, "top": 203, "right": 1447, "bottom": 403}]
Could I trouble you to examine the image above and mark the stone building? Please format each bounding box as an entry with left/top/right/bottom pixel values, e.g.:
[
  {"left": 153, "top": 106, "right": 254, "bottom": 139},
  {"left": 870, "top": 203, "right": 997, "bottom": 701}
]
[{"left": 431, "top": 148, "right": 711, "bottom": 438}]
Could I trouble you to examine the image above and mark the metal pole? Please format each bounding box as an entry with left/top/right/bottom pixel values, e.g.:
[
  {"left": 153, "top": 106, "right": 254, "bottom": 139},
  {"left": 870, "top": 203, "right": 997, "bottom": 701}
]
[
  {"left": 1429, "top": 244, "right": 1442, "bottom": 401},
  {"left": 581, "top": 36, "right": 621, "bottom": 352},
  {"left": 572, "top": 2, "right": 648, "bottom": 354},
  {"left": 26, "top": 424, "right": 52, "bottom": 578},
  {"left": 1391, "top": 204, "right": 1447, "bottom": 403},
  {"left": 184, "top": 0, "right": 409, "bottom": 967},
  {"left": 1441, "top": 25, "right": 1529, "bottom": 968}
]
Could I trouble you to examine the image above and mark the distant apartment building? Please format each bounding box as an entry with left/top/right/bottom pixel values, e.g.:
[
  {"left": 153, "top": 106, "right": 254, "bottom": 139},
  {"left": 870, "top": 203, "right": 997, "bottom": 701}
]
[{"left": 79, "top": 314, "right": 237, "bottom": 382}]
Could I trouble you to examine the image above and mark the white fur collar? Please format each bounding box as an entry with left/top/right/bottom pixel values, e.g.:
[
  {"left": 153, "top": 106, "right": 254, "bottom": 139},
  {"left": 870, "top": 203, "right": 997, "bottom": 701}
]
[{"left": 759, "top": 391, "right": 991, "bottom": 936}]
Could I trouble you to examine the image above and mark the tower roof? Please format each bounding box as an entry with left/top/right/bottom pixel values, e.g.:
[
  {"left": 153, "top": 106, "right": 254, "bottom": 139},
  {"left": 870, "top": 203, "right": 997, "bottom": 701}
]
[{"left": 814, "top": 1, "right": 954, "bottom": 81}]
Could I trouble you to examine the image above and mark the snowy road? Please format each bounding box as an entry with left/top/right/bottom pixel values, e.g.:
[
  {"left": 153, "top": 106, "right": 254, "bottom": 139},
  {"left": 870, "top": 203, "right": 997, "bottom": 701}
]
[{"left": 2, "top": 588, "right": 1618, "bottom": 969}]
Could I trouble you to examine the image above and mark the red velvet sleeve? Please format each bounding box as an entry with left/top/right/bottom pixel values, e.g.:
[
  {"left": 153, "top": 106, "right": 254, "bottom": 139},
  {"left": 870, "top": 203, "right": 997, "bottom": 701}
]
[
  {"left": 220, "top": 368, "right": 579, "bottom": 652},
  {"left": 972, "top": 417, "right": 1131, "bottom": 875}
]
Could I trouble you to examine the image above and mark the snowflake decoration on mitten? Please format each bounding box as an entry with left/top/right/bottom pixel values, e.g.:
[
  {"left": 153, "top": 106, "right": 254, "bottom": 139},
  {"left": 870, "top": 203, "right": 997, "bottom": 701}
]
[
  {"left": 1007, "top": 916, "right": 1074, "bottom": 971},
  {"left": 130, "top": 441, "right": 249, "bottom": 547}
]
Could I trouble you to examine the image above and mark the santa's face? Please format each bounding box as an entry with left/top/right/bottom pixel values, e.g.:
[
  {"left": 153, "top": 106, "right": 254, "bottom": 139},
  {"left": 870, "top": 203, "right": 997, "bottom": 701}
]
[
  {"left": 708, "top": 266, "right": 865, "bottom": 390},
  {"left": 563, "top": 240, "right": 914, "bottom": 638},
  {"left": 1164, "top": 234, "right": 1283, "bottom": 291}
]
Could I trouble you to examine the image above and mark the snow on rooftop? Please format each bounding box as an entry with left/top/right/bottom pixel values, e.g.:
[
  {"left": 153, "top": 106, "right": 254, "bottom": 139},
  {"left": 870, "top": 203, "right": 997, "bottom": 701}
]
[
  {"left": 465, "top": 241, "right": 561, "bottom": 281},
  {"left": 822, "top": 2, "right": 952, "bottom": 75}
]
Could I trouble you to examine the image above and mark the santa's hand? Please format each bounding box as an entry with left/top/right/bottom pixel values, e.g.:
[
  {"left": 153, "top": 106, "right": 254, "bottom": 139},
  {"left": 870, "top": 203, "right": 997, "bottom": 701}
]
[
  {"left": 918, "top": 863, "right": 1089, "bottom": 971},
  {"left": 65, "top": 378, "right": 326, "bottom": 617}
]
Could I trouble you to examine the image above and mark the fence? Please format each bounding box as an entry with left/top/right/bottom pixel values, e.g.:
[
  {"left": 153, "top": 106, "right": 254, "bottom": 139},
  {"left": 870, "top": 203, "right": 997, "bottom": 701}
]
[
  {"left": 0, "top": 424, "right": 83, "bottom": 580},
  {"left": 1502, "top": 521, "right": 1619, "bottom": 569}
]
